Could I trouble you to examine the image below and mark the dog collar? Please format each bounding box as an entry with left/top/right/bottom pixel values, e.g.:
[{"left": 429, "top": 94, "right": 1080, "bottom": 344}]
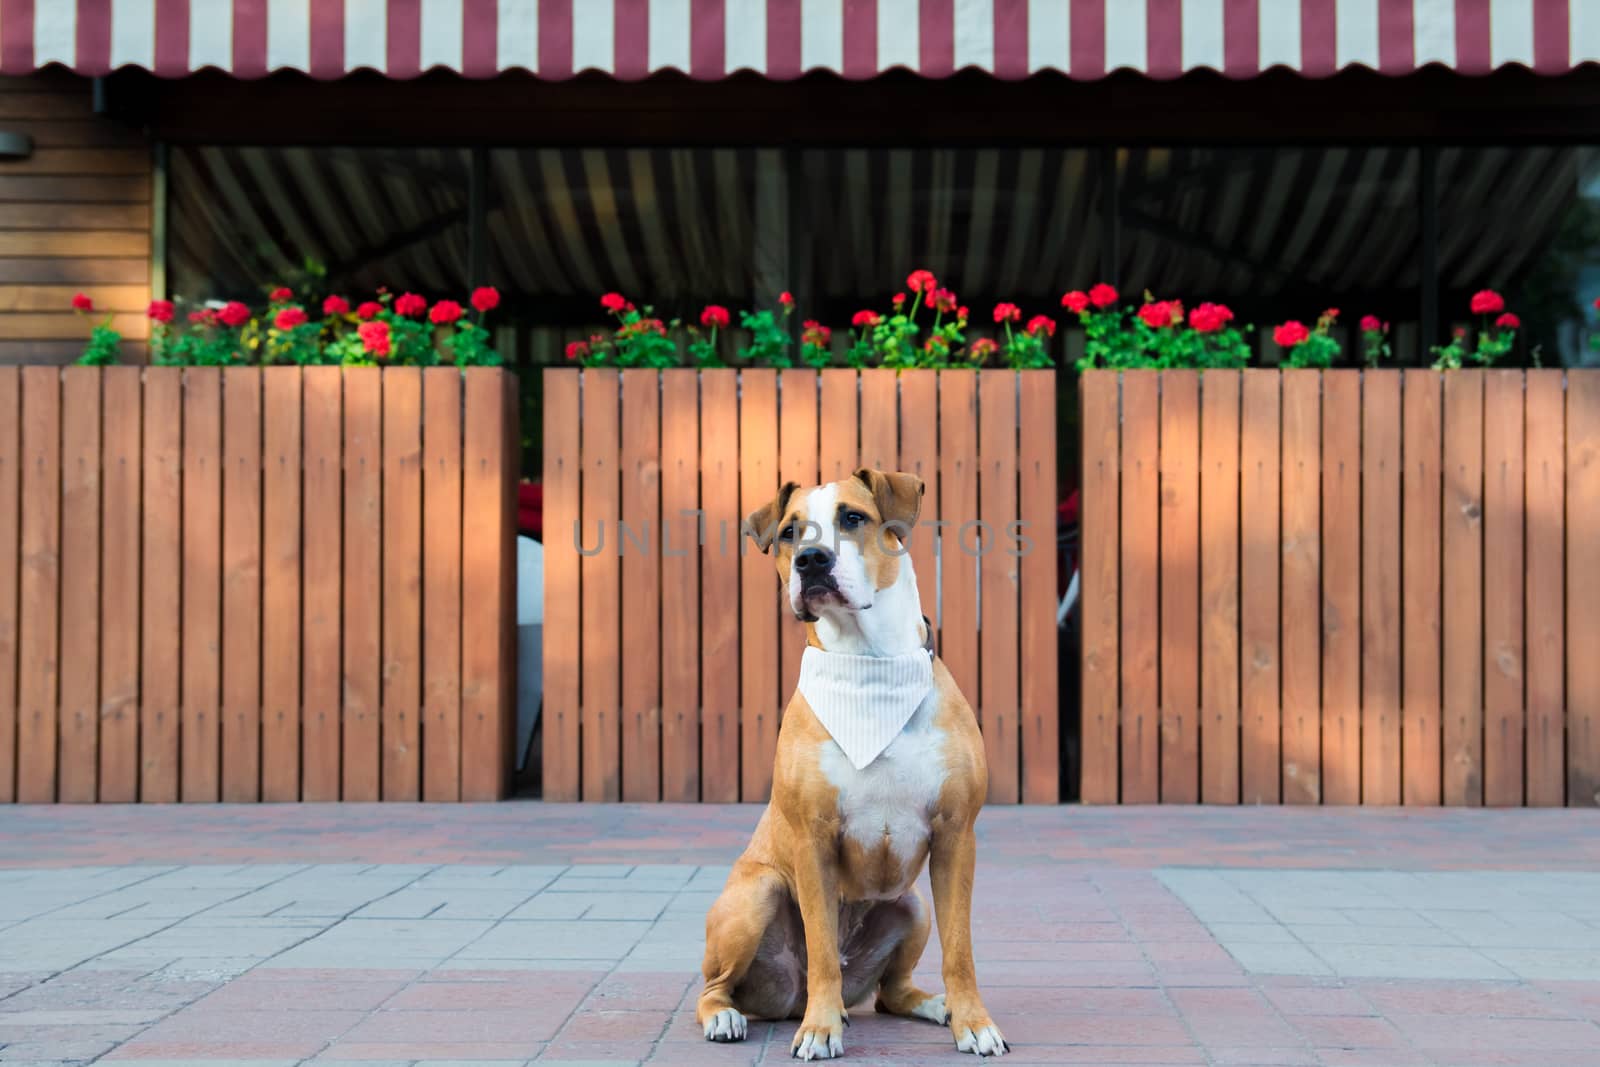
[{"left": 797, "top": 645, "right": 935, "bottom": 771}]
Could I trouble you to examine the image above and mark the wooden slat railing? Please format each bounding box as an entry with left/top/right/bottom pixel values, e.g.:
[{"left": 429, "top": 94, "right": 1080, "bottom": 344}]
[
  {"left": 1080, "top": 368, "right": 1600, "bottom": 806},
  {"left": 543, "top": 368, "right": 1060, "bottom": 804},
  {"left": 0, "top": 365, "right": 518, "bottom": 803}
]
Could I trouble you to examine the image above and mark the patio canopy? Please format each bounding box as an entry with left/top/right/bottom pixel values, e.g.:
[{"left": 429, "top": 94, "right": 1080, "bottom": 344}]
[{"left": 4, "top": 0, "right": 1596, "bottom": 81}]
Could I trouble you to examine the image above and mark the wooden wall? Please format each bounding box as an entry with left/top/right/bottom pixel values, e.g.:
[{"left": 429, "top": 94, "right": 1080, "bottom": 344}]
[
  {"left": 1081, "top": 368, "right": 1600, "bottom": 807},
  {"left": 0, "top": 73, "right": 151, "bottom": 365},
  {"left": 0, "top": 365, "right": 520, "bottom": 803},
  {"left": 543, "top": 368, "right": 1060, "bottom": 804}
]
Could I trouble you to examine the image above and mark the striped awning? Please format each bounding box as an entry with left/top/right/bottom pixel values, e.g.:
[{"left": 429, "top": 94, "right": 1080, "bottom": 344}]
[{"left": 6, "top": 0, "right": 1598, "bottom": 81}]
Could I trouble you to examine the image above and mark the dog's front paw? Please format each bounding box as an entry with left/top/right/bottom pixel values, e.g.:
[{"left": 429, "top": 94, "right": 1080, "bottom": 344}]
[
  {"left": 703, "top": 1007, "right": 747, "bottom": 1042},
  {"left": 949, "top": 1002, "right": 1008, "bottom": 1057},
  {"left": 791, "top": 1005, "right": 847, "bottom": 1060}
]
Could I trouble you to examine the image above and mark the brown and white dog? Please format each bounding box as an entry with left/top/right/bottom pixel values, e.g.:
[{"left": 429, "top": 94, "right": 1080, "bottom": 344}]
[{"left": 696, "top": 469, "right": 1007, "bottom": 1060}]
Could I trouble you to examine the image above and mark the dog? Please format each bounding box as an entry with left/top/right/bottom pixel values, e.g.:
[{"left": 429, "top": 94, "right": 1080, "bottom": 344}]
[{"left": 696, "top": 468, "right": 1007, "bottom": 1060}]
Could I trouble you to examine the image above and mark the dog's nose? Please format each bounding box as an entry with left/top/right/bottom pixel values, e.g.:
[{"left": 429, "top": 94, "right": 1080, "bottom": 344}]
[{"left": 794, "top": 546, "right": 834, "bottom": 576}]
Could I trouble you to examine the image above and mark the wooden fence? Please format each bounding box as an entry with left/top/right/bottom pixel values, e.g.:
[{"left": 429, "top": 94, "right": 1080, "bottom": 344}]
[
  {"left": 543, "top": 368, "right": 1058, "bottom": 804},
  {"left": 1080, "top": 368, "right": 1600, "bottom": 806},
  {"left": 0, "top": 365, "right": 518, "bottom": 803}
]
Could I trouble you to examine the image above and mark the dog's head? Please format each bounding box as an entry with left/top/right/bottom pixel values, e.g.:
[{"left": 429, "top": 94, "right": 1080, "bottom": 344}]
[{"left": 745, "top": 468, "right": 925, "bottom": 622}]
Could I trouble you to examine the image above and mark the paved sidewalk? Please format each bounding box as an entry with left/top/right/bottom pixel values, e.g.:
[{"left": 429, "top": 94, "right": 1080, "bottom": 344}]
[{"left": 1, "top": 806, "right": 1598, "bottom": 1066}]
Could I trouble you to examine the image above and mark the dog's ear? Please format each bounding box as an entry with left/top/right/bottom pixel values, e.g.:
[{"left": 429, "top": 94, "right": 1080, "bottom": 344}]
[
  {"left": 854, "top": 468, "right": 924, "bottom": 528},
  {"left": 744, "top": 481, "right": 800, "bottom": 553}
]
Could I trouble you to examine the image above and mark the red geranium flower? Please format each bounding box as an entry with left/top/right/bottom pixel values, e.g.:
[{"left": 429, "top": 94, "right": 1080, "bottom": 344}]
[
  {"left": 1496, "top": 312, "right": 1521, "bottom": 329},
  {"left": 471, "top": 286, "right": 500, "bottom": 313},
  {"left": 600, "top": 292, "right": 627, "bottom": 312},
  {"left": 1025, "top": 314, "right": 1056, "bottom": 337},
  {"left": 778, "top": 291, "right": 794, "bottom": 307},
  {"left": 188, "top": 309, "right": 216, "bottom": 326},
  {"left": 1088, "top": 283, "right": 1118, "bottom": 308},
  {"left": 1594, "top": 296, "right": 1600, "bottom": 312},
  {"left": 565, "top": 340, "right": 589, "bottom": 362},
  {"left": 1470, "top": 290, "right": 1505, "bottom": 315},
  {"left": 274, "top": 307, "right": 308, "bottom": 331},
  {"left": 429, "top": 300, "right": 464, "bottom": 325},
  {"left": 958, "top": 306, "right": 969, "bottom": 321},
  {"left": 993, "top": 302, "right": 1021, "bottom": 324},
  {"left": 1188, "top": 302, "right": 1233, "bottom": 334},
  {"left": 906, "top": 270, "right": 937, "bottom": 294},
  {"left": 269, "top": 287, "right": 292, "bottom": 302},
  {"left": 357, "top": 319, "right": 391, "bottom": 358},
  {"left": 218, "top": 301, "right": 251, "bottom": 328},
  {"left": 71, "top": 292, "right": 93, "bottom": 312},
  {"left": 1359, "top": 314, "right": 1382, "bottom": 332},
  {"left": 1454, "top": 326, "right": 1468, "bottom": 338},
  {"left": 1323, "top": 308, "right": 1340, "bottom": 320},
  {"left": 356, "top": 301, "right": 382, "bottom": 320},
  {"left": 970, "top": 338, "right": 999, "bottom": 360},
  {"left": 1138, "top": 300, "right": 1182, "bottom": 329},
  {"left": 930, "top": 287, "right": 959, "bottom": 314},
  {"left": 801, "top": 320, "right": 831, "bottom": 346},
  {"left": 1061, "top": 291, "right": 1090, "bottom": 314},
  {"left": 322, "top": 295, "right": 350, "bottom": 316},
  {"left": 1273, "top": 321, "right": 1311, "bottom": 347},
  {"left": 147, "top": 299, "right": 175, "bottom": 324},
  {"left": 395, "top": 293, "right": 427, "bottom": 318},
  {"left": 700, "top": 305, "right": 730, "bottom": 330},
  {"left": 852, "top": 310, "right": 881, "bottom": 328}
]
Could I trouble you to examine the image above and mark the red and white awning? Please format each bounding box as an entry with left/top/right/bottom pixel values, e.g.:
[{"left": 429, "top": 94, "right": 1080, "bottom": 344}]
[{"left": 4, "top": 0, "right": 1596, "bottom": 81}]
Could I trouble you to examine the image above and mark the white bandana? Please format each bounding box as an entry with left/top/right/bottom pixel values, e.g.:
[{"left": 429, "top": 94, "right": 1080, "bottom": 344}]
[{"left": 797, "top": 646, "right": 936, "bottom": 770}]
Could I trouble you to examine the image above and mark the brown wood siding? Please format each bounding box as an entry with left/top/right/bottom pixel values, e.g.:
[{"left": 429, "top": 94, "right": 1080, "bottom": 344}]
[{"left": 0, "top": 74, "right": 151, "bottom": 366}]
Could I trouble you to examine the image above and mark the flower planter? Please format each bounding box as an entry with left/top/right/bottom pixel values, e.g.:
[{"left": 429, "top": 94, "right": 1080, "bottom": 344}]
[
  {"left": 1080, "top": 367, "right": 1600, "bottom": 807},
  {"left": 542, "top": 367, "right": 1060, "bottom": 804},
  {"left": 0, "top": 365, "right": 519, "bottom": 803}
]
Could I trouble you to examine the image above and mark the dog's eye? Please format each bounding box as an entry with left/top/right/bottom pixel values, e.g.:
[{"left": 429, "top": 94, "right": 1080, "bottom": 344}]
[
  {"left": 777, "top": 524, "right": 797, "bottom": 542},
  {"left": 840, "top": 510, "right": 868, "bottom": 531}
]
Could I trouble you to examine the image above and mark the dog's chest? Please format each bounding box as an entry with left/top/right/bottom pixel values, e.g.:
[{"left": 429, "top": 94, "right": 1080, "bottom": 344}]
[{"left": 816, "top": 693, "right": 948, "bottom": 893}]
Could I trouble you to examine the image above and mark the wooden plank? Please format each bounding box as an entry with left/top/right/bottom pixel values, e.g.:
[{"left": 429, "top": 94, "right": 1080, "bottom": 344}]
[
  {"left": 699, "top": 369, "right": 740, "bottom": 803},
  {"left": 1443, "top": 370, "right": 1485, "bottom": 807},
  {"left": 181, "top": 368, "right": 222, "bottom": 803},
  {"left": 1483, "top": 370, "right": 1525, "bottom": 807},
  {"left": 17, "top": 367, "right": 60, "bottom": 799},
  {"left": 1079, "top": 371, "right": 1119, "bottom": 805},
  {"left": 6, "top": 148, "right": 151, "bottom": 175},
  {"left": 1320, "top": 371, "right": 1360, "bottom": 805},
  {"left": 620, "top": 369, "right": 662, "bottom": 802},
  {"left": 0, "top": 204, "right": 149, "bottom": 230},
  {"left": 261, "top": 369, "right": 302, "bottom": 802},
  {"left": 978, "top": 370, "right": 1020, "bottom": 804},
  {"left": 1360, "top": 371, "right": 1402, "bottom": 806},
  {"left": 382, "top": 368, "right": 423, "bottom": 801},
  {"left": 0, "top": 175, "right": 151, "bottom": 202},
  {"left": 140, "top": 368, "right": 181, "bottom": 803},
  {"left": 424, "top": 368, "right": 465, "bottom": 802},
  {"left": 818, "top": 368, "right": 858, "bottom": 483},
  {"left": 1403, "top": 369, "right": 1443, "bottom": 806},
  {"left": 659, "top": 369, "right": 700, "bottom": 802},
  {"left": 1524, "top": 370, "right": 1565, "bottom": 807},
  {"left": 897, "top": 370, "right": 939, "bottom": 655},
  {"left": 57, "top": 368, "right": 99, "bottom": 803},
  {"left": 1200, "top": 370, "right": 1240, "bottom": 805},
  {"left": 0, "top": 284, "right": 149, "bottom": 312},
  {"left": 580, "top": 367, "right": 621, "bottom": 802},
  {"left": 1240, "top": 370, "right": 1281, "bottom": 805},
  {"left": 0, "top": 258, "right": 148, "bottom": 286},
  {"left": 1018, "top": 370, "right": 1058, "bottom": 804},
  {"left": 939, "top": 372, "right": 980, "bottom": 731},
  {"left": 0, "top": 368, "right": 12, "bottom": 803},
  {"left": 778, "top": 371, "right": 819, "bottom": 703},
  {"left": 739, "top": 369, "right": 779, "bottom": 802},
  {"left": 17, "top": 367, "right": 60, "bottom": 802},
  {"left": 220, "top": 368, "right": 262, "bottom": 803},
  {"left": 340, "top": 369, "right": 382, "bottom": 802},
  {"left": 858, "top": 369, "right": 897, "bottom": 472},
  {"left": 97, "top": 367, "right": 140, "bottom": 802},
  {"left": 500, "top": 376, "right": 519, "bottom": 804},
  {"left": 301, "top": 366, "right": 343, "bottom": 802},
  {"left": 1119, "top": 371, "right": 1161, "bottom": 804},
  {"left": 0, "top": 232, "right": 150, "bottom": 257},
  {"left": 462, "top": 369, "right": 511, "bottom": 801},
  {"left": 1159, "top": 371, "right": 1200, "bottom": 804},
  {"left": 1281, "top": 371, "right": 1321, "bottom": 805},
  {"left": 1568, "top": 371, "right": 1600, "bottom": 808}
]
